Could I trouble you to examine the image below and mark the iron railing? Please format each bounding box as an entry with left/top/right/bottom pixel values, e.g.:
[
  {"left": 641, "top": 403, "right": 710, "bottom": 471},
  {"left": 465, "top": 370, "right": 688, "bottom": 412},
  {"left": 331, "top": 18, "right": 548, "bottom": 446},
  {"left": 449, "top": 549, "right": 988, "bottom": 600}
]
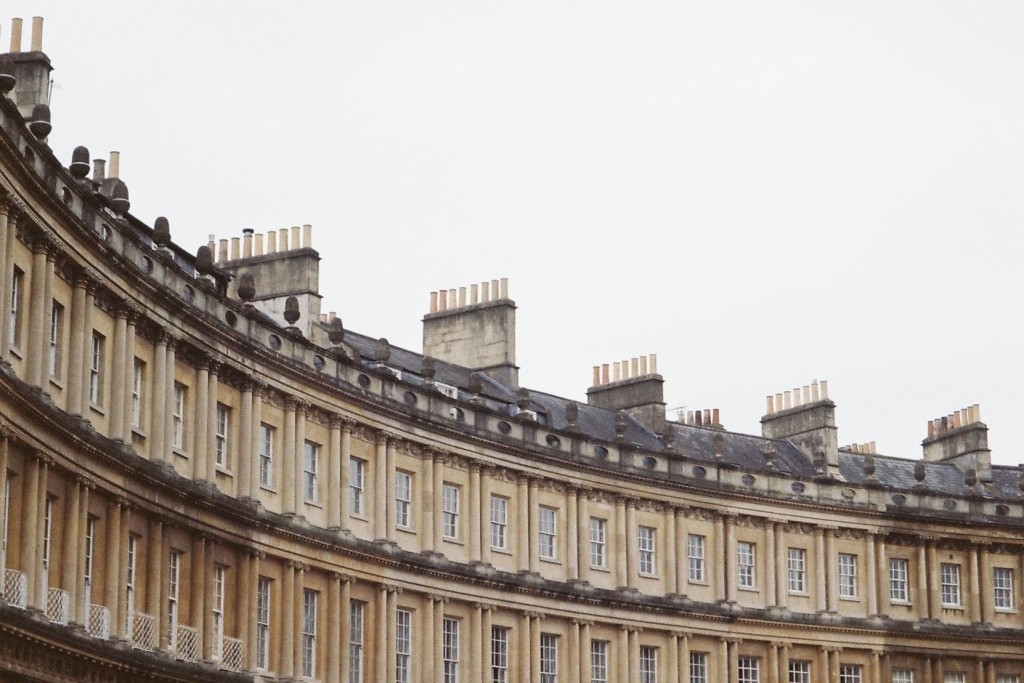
[
  {"left": 45, "top": 587, "right": 70, "bottom": 624},
  {"left": 2, "top": 569, "right": 26, "bottom": 609},
  {"left": 87, "top": 604, "right": 110, "bottom": 639},
  {"left": 131, "top": 611, "right": 157, "bottom": 650}
]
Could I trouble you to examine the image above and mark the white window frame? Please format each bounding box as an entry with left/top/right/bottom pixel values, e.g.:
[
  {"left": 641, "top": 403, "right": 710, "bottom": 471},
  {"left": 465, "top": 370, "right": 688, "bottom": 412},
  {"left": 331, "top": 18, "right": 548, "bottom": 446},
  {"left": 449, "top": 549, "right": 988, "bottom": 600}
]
[
  {"left": 442, "top": 617, "right": 459, "bottom": 683},
  {"left": 690, "top": 652, "right": 708, "bottom": 683},
  {"left": 303, "top": 441, "right": 319, "bottom": 503},
  {"left": 640, "top": 645, "right": 658, "bottom": 683},
  {"left": 993, "top": 567, "right": 1015, "bottom": 610},
  {"left": 688, "top": 534, "right": 705, "bottom": 582},
  {"left": 490, "top": 496, "right": 508, "bottom": 550},
  {"left": 395, "top": 471, "right": 412, "bottom": 528},
  {"left": 83, "top": 516, "right": 95, "bottom": 610},
  {"left": 9, "top": 268, "right": 22, "bottom": 348},
  {"left": 737, "top": 541, "right": 756, "bottom": 588},
  {"left": 839, "top": 664, "right": 863, "bottom": 683},
  {"left": 638, "top": 525, "right": 656, "bottom": 576},
  {"left": 738, "top": 656, "right": 760, "bottom": 683},
  {"left": 349, "top": 458, "right": 365, "bottom": 515},
  {"left": 538, "top": 506, "right": 556, "bottom": 560},
  {"left": 891, "top": 670, "right": 914, "bottom": 683},
  {"left": 890, "top": 557, "right": 909, "bottom": 602},
  {"left": 590, "top": 517, "right": 607, "bottom": 568},
  {"left": 125, "top": 534, "right": 138, "bottom": 625},
  {"left": 49, "top": 301, "right": 63, "bottom": 378},
  {"left": 839, "top": 553, "right": 857, "bottom": 598},
  {"left": 787, "top": 547, "right": 806, "bottom": 593},
  {"left": 349, "top": 600, "right": 365, "bottom": 683},
  {"left": 590, "top": 640, "right": 608, "bottom": 683},
  {"left": 258, "top": 423, "right": 274, "bottom": 487},
  {"left": 168, "top": 551, "right": 181, "bottom": 650},
  {"left": 539, "top": 633, "right": 558, "bottom": 683},
  {"left": 396, "top": 607, "right": 412, "bottom": 683},
  {"left": 131, "top": 359, "right": 144, "bottom": 429},
  {"left": 491, "top": 626, "right": 509, "bottom": 683},
  {"left": 302, "top": 588, "right": 317, "bottom": 679},
  {"left": 212, "top": 565, "right": 226, "bottom": 660},
  {"left": 944, "top": 674, "right": 966, "bottom": 683},
  {"left": 256, "top": 577, "right": 271, "bottom": 670},
  {"left": 42, "top": 497, "right": 52, "bottom": 594},
  {"left": 789, "top": 660, "right": 811, "bottom": 683},
  {"left": 89, "top": 332, "right": 104, "bottom": 405},
  {"left": 172, "top": 383, "right": 186, "bottom": 449},
  {"left": 941, "top": 563, "right": 962, "bottom": 607},
  {"left": 442, "top": 484, "right": 460, "bottom": 540},
  {"left": 214, "top": 403, "right": 229, "bottom": 466}
]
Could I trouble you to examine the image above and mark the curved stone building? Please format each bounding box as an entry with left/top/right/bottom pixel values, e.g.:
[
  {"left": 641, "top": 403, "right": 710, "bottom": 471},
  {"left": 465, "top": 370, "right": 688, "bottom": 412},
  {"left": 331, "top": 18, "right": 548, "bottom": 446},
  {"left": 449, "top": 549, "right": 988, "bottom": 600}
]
[{"left": 1, "top": 16, "right": 1022, "bottom": 683}]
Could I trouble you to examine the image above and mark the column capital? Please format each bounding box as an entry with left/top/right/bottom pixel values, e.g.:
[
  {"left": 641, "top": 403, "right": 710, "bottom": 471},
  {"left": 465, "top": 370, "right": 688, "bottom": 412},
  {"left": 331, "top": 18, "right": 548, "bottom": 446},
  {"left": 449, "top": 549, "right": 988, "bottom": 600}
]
[
  {"left": 283, "top": 396, "right": 299, "bottom": 411},
  {"left": 428, "top": 594, "right": 448, "bottom": 604},
  {"left": 329, "top": 414, "right": 353, "bottom": 429}
]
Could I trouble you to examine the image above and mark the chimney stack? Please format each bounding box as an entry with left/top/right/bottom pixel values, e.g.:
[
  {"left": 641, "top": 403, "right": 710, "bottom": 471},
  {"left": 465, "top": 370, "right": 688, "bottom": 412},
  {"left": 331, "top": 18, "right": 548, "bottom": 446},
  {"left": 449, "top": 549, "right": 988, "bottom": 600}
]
[
  {"left": 761, "top": 379, "right": 839, "bottom": 475},
  {"left": 922, "top": 404, "right": 991, "bottom": 481},
  {"left": 5, "top": 17, "right": 51, "bottom": 120},
  {"left": 587, "top": 353, "right": 665, "bottom": 433},
  {"left": 423, "top": 278, "right": 518, "bottom": 388}
]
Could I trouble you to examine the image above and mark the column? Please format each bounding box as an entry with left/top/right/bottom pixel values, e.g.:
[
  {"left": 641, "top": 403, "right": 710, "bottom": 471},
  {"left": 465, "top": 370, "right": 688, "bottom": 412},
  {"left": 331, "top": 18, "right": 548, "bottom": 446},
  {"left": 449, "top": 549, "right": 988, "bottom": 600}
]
[
  {"left": 422, "top": 596, "right": 435, "bottom": 683},
  {"left": 923, "top": 657, "right": 932, "bottom": 683},
  {"left": 420, "top": 449, "right": 434, "bottom": 548},
  {"left": 767, "top": 643, "right": 778, "bottom": 683},
  {"left": 528, "top": 478, "right": 539, "bottom": 573},
  {"left": 679, "top": 633, "right": 692, "bottom": 683},
  {"left": 40, "top": 250, "right": 54, "bottom": 390},
  {"left": 375, "top": 584, "right": 387, "bottom": 683},
  {"left": 927, "top": 542, "right": 940, "bottom": 619},
  {"left": 21, "top": 454, "right": 40, "bottom": 609},
  {"left": 339, "top": 577, "right": 352, "bottom": 683},
  {"left": 725, "top": 514, "right": 736, "bottom": 603},
  {"left": 625, "top": 499, "right": 638, "bottom": 590},
  {"left": 433, "top": 596, "right": 446, "bottom": 683},
  {"left": 159, "top": 524, "right": 172, "bottom": 651},
  {"left": 520, "top": 611, "right": 532, "bottom": 683},
  {"left": 875, "top": 534, "right": 887, "bottom": 618},
  {"left": 871, "top": 651, "right": 882, "bottom": 683},
  {"left": 193, "top": 360, "right": 210, "bottom": 480},
  {"left": 32, "top": 457, "right": 49, "bottom": 612},
  {"left": 118, "top": 504, "right": 132, "bottom": 638},
  {"left": 122, "top": 310, "right": 137, "bottom": 438},
  {"left": 246, "top": 551, "right": 262, "bottom": 672},
  {"left": 917, "top": 542, "right": 930, "bottom": 620},
  {"left": 779, "top": 644, "right": 789, "bottom": 683},
  {"left": 191, "top": 536, "right": 206, "bottom": 643},
  {"left": 517, "top": 475, "right": 529, "bottom": 571},
  {"left": 237, "top": 549, "right": 252, "bottom": 665},
  {"left": 815, "top": 527, "right": 827, "bottom": 613},
  {"left": 0, "top": 432, "right": 8, "bottom": 571},
  {"left": 818, "top": 648, "right": 829, "bottom": 683},
  {"left": 282, "top": 398, "right": 297, "bottom": 511},
  {"left": 616, "top": 496, "right": 628, "bottom": 588},
  {"left": 339, "top": 420, "right": 352, "bottom": 533},
  {"left": 374, "top": 432, "right": 387, "bottom": 539},
  {"left": 150, "top": 332, "right": 167, "bottom": 459},
  {"left": 248, "top": 384, "right": 262, "bottom": 498},
  {"left": 281, "top": 561, "right": 296, "bottom": 678},
  {"left": 765, "top": 519, "right": 777, "bottom": 607},
  {"left": 145, "top": 518, "right": 163, "bottom": 635},
  {"left": 65, "top": 276, "right": 87, "bottom": 415},
  {"left": 61, "top": 475, "right": 81, "bottom": 619},
  {"left": 578, "top": 489, "right": 591, "bottom": 584},
  {"left": 667, "top": 631, "right": 679, "bottom": 683},
  {"left": 294, "top": 402, "right": 308, "bottom": 515},
  {"left": 75, "top": 481, "right": 91, "bottom": 625},
  {"left": 628, "top": 628, "right": 640, "bottom": 683},
  {"left": 866, "top": 533, "right": 878, "bottom": 616},
  {"left": 969, "top": 544, "right": 982, "bottom": 623},
  {"left": 433, "top": 455, "right": 445, "bottom": 554},
  {"left": 327, "top": 417, "right": 342, "bottom": 529},
  {"left": 206, "top": 363, "right": 220, "bottom": 484},
  {"left": 25, "top": 239, "right": 48, "bottom": 387},
  {"left": 482, "top": 606, "right": 493, "bottom": 683},
  {"left": 675, "top": 508, "right": 687, "bottom": 595},
  {"left": 979, "top": 545, "right": 993, "bottom": 624},
  {"left": 531, "top": 615, "right": 542, "bottom": 683},
  {"left": 480, "top": 467, "right": 492, "bottom": 565},
  {"left": 664, "top": 506, "right": 676, "bottom": 594},
  {"left": 618, "top": 626, "right": 630, "bottom": 683},
  {"left": 569, "top": 620, "right": 581, "bottom": 683},
  {"left": 80, "top": 283, "right": 96, "bottom": 414},
  {"left": 774, "top": 522, "right": 787, "bottom": 609},
  {"left": 566, "top": 486, "right": 578, "bottom": 580},
  {"left": 825, "top": 528, "right": 837, "bottom": 612},
  {"left": 108, "top": 306, "right": 128, "bottom": 437},
  {"left": 238, "top": 381, "right": 253, "bottom": 497},
  {"left": 103, "top": 499, "right": 122, "bottom": 637},
  {"left": 163, "top": 337, "right": 176, "bottom": 463},
  {"left": 470, "top": 603, "right": 482, "bottom": 682},
  {"left": 204, "top": 538, "right": 219, "bottom": 661},
  {"left": 719, "top": 639, "right": 730, "bottom": 683},
  {"left": 580, "top": 621, "right": 591, "bottom": 683},
  {"left": 292, "top": 564, "right": 305, "bottom": 675},
  {"left": 0, "top": 201, "right": 11, "bottom": 357},
  {"left": 713, "top": 514, "right": 725, "bottom": 600},
  {"left": 469, "top": 464, "right": 481, "bottom": 561}
]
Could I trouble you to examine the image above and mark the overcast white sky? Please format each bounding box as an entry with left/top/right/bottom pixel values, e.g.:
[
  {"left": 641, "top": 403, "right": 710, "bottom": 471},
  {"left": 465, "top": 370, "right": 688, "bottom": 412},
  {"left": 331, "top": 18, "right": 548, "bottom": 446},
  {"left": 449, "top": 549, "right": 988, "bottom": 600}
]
[{"left": 8, "top": 2, "right": 1023, "bottom": 464}]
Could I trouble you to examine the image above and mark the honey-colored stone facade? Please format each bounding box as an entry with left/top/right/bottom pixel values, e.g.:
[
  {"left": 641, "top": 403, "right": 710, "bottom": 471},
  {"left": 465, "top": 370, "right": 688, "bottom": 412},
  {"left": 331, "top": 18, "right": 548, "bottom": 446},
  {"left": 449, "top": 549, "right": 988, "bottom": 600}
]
[{"left": 1, "top": 17, "right": 1023, "bottom": 683}]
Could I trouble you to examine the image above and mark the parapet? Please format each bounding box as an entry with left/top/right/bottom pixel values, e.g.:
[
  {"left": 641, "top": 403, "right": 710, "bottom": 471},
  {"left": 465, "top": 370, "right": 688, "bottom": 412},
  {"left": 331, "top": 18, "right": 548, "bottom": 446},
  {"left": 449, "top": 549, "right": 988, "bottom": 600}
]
[
  {"left": 587, "top": 353, "right": 666, "bottom": 434},
  {"left": 422, "top": 279, "right": 518, "bottom": 388}
]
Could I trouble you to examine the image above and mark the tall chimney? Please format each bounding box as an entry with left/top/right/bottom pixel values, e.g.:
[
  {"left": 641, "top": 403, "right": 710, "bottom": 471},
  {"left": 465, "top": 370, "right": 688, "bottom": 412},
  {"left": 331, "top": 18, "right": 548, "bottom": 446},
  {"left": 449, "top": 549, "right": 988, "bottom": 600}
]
[
  {"left": 7, "top": 17, "right": 52, "bottom": 119},
  {"left": 761, "top": 379, "right": 839, "bottom": 475},
  {"left": 586, "top": 354, "right": 665, "bottom": 433},
  {"left": 922, "top": 404, "right": 991, "bottom": 481}
]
